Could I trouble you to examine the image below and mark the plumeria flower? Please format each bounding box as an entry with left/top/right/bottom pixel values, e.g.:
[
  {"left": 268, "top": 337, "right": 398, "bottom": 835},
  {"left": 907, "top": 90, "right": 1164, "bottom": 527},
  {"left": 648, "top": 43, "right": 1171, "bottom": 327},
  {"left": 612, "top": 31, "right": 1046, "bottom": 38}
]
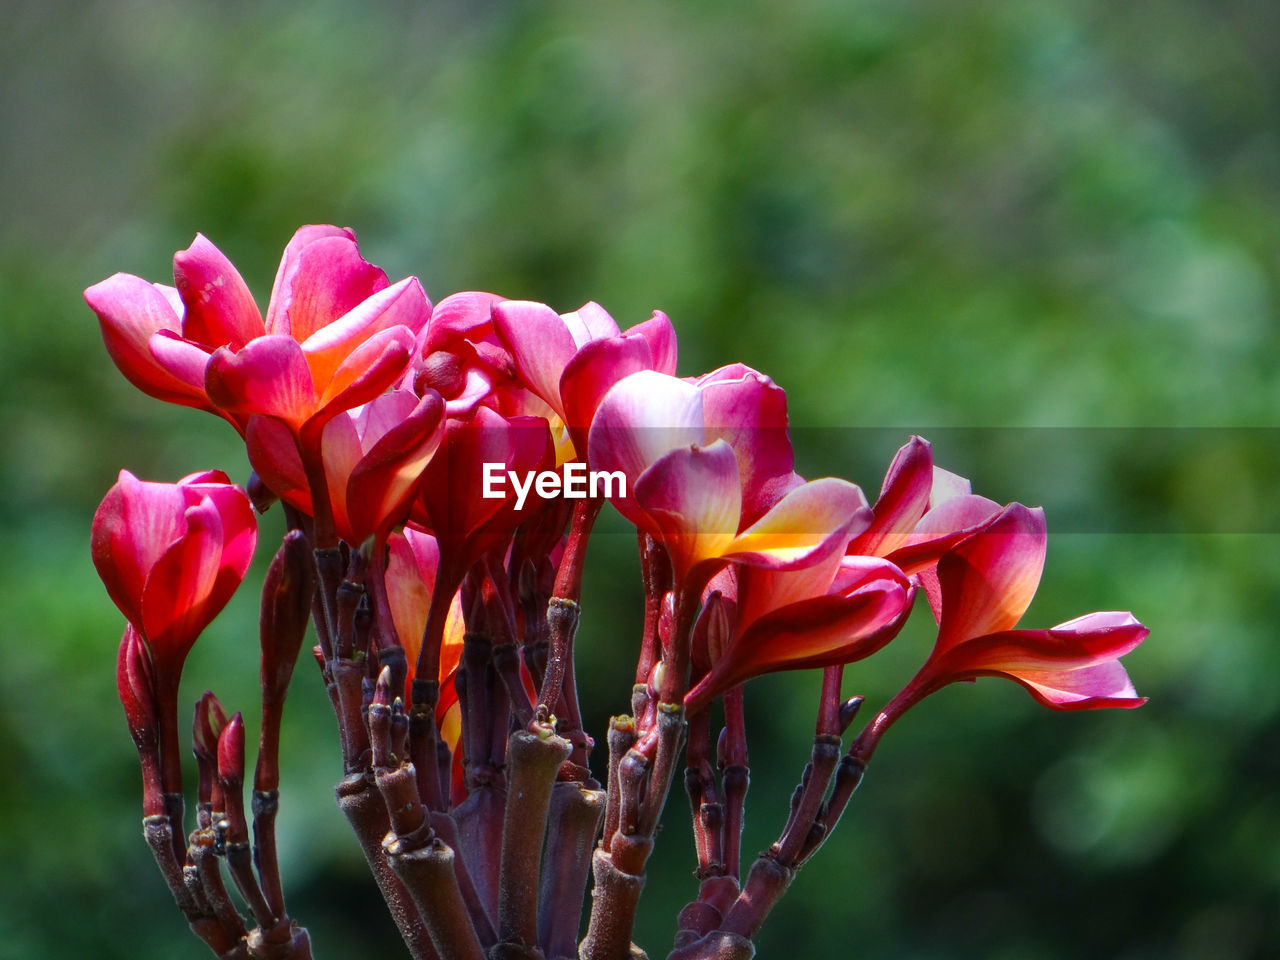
[
  {"left": 493, "top": 299, "right": 677, "bottom": 458},
  {"left": 588, "top": 368, "right": 860, "bottom": 596},
  {"left": 684, "top": 553, "right": 916, "bottom": 714},
  {"left": 85, "top": 234, "right": 263, "bottom": 421},
  {"left": 854, "top": 503, "right": 1147, "bottom": 762},
  {"left": 91, "top": 469, "right": 257, "bottom": 684},
  {"left": 244, "top": 388, "right": 446, "bottom": 546},
  {"left": 92, "top": 469, "right": 257, "bottom": 802},
  {"left": 203, "top": 226, "right": 431, "bottom": 438}
]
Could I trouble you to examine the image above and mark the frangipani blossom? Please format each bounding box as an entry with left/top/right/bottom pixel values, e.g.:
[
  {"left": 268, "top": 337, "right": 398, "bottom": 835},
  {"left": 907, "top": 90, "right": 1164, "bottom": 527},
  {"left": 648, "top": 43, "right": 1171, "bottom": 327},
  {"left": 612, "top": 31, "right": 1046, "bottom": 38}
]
[
  {"left": 856, "top": 504, "right": 1146, "bottom": 761},
  {"left": 407, "top": 291, "right": 510, "bottom": 417},
  {"left": 493, "top": 299, "right": 677, "bottom": 456},
  {"left": 91, "top": 470, "right": 256, "bottom": 682},
  {"left": 685, "top": 553, "right": 915, "bottom": 714},
  {"left": 245, "top": 389, "right": 446, "bottom": 545},
  {"left": 589, "top": 369, "right": 855, "bottom": 593},
  {"left": 384, "top": 528, "right": 466, "bottom": 697},
  {"left": 85, "top": 234, "right": 265, "bottom": 421}
]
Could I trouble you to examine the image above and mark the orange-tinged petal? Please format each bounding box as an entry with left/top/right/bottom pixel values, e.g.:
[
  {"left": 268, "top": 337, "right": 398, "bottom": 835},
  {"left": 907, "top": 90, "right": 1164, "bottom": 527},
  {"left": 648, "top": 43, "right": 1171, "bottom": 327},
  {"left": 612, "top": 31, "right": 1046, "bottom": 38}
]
[
  {"left": 302, "top": 277, "right": 430, "bottom": 386},
  {"left": 725, "top": 477, "right": 870, "bottom": 570},
  {"left": 935, "top": 503, "right": 1046, "bottom": 650},
  {"left": 633, "top": 441, "right": 741, "bottom": 581},
  {"left": 312, "top": 326, "right": 414, "bottom": 419}
]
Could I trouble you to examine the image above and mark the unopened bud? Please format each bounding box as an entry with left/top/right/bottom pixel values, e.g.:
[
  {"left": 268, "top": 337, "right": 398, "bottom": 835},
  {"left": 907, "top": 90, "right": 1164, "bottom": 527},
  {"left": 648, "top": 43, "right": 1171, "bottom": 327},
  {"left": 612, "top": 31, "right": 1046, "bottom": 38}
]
[
  {"left": 217, "top": 712, "right": 246, "bottom": 787},
  {"left": 260, "top": 530, "right": 317, "bottom": 703},
  {"left": 838, "top": 696, "right": 865, "bottom": 734},
  {"left": 116, "top": 626, "right": 157, "bottom": 751},
  {"left": 246, "top": 471, "right": 279, "bottom": 514}
]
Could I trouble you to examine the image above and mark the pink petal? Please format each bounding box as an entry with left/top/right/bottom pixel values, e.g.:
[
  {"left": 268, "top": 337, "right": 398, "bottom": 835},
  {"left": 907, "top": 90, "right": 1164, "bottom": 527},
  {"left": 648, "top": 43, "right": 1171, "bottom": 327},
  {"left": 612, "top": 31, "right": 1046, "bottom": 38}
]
[
  {"left": 205, "top": 336, "right": 317, "bottom": 428},
  {"left": 148, "top": 331, "right": 214, "bottom": 397},
  {"left": 172, "top": 234, "right": 264, "bottom": 349},
  {"left": 699, "top": 365, "right": 798, "bottom": 526},
  {"left": 493, "top": 299, "right": 580, "bottom": 418},
  {"left": 588, "top": 370, "right": 705, "bottom": 499},
  {"left": 937, "top": 613, "right": 1148, "bottom": 674},
  {"left": 633, "top": 441, "right": 742, "bottom": 580},
  {"left": 91, "top": 471, "right": 189, "bottom": 628},
  {"left": 724, "top": 477, "right": 871, "bottom": 571},
  {"left": 421, "top": 291, "right": 505, "bottom": 353},
  {"left": 935, "top": 504, "right": 1048, "bottom": 650},
  {"left": 929, "top": 466, "right": 973, "bottom": 507},
  {"left": 346, "top": 392, "right": 446, "bottom": 541},
  {"left": 266, "top": 226, "right": 355, "bottom": 332},
  {"left": 559, "top": 332, "right": 653, "bottom": 442},
  {"left": 1010, "top": 660, "right": 1145, "bottom": 710},
  {"left": 316, "top": 412, "right": 363, "bottom": 541},
  {"left": 85, "top": 273, "right": 208, "bottom": 406},
  {"left": 562, "top": 301, "right": 620, "bottom": 346},
  {"left": 628, "top": 310, "right": 678, "bottom": 376},
  {"left": 848, "top": 436, "right": 933, "bottom": 557},
  {"left": 267, "top": 233, "right": 388, "bottom": 341}
]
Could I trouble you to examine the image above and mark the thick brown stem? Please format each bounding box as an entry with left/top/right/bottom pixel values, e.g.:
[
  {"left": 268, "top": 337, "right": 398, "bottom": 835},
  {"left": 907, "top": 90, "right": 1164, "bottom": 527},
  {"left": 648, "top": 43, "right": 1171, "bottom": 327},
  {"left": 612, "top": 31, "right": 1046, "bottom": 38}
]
[
  {"left": 579, "top": 848, "right": 650, "bottom": 960},
  {"left": 498, "top": 727, "right": 573, "bottom": 951},
  {"left": 538, "top": 782, "right": 606, "bottom": 959},
  {"left": 335, "top": 773, "right": 439, "bottom": 960},
  {"left": 386, "top": 834, "right": 486, "bottom": 960}
]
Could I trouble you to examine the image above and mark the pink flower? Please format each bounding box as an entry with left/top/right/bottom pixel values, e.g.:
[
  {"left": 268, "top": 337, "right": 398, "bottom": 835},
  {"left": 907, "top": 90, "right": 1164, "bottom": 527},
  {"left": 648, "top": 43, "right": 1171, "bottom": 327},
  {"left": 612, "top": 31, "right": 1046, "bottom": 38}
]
[
  {"left": 245, "top": 389, "right": 446, "bottom": 545},
  {"left": 856, "top": 504, "right": 1147, "bottom": 761},
  {"left": 917, "top": 504, "right": 1147, "bottom": 709},
  {"left": 493, "top": 299, "right": 677, "bottom": 457},
  {"left": 685, "top": 553, "right": 915, "bottom": 713},
  {"left": 588, "top": 368, "right": 856, "bottom": 593},
  {"left": 204, "top": 228, "right": 430, "bottom": 434},
  {"left": 91, "top": 470, "right": 257, "bottom": 681},
  {"left": 85, "top": 234, "right": 263, "bottom": 420},
  {"left": 86, "top": 226, "right": 431, "bottom": 442}
]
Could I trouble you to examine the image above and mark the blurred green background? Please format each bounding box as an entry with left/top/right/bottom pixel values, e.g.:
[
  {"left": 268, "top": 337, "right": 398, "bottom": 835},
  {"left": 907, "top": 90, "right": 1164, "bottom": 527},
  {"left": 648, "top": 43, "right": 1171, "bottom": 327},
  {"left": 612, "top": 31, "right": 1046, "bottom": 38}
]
[{"left": 3, "top": 1, "right": 1278, "bottom": 957}]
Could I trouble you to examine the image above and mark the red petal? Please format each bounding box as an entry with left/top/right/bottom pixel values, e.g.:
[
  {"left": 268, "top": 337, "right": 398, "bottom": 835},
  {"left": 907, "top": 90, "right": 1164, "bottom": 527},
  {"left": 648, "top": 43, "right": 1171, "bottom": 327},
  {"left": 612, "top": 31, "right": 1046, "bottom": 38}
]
[{"left": 346, "top": 391, "right": 446, "bottom": 541}]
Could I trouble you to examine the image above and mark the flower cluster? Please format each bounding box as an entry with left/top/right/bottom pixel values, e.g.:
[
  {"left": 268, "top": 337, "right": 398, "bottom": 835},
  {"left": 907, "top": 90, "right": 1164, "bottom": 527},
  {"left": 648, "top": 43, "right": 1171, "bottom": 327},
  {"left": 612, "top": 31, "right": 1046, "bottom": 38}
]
[{"left": 88, "top": 226, "right": 1146, "bottom": 960}]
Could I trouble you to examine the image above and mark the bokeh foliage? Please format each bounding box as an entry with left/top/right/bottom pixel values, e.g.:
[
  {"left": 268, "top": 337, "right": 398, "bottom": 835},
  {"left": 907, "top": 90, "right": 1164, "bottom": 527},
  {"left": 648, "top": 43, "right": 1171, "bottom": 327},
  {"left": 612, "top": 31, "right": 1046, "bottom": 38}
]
[{"left": 2, "top": 1, "right": 1279, "bottom": 957}]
